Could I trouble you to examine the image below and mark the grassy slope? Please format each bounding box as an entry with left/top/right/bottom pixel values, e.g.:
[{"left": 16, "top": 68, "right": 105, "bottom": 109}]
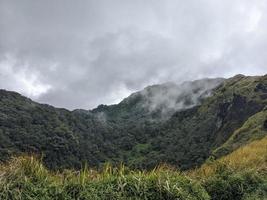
[
  {"left": 190, "top": 136, "right": 267, "bottom": 178},
  {"left": 219, "top": 136, "right": 267, "bottom": 171},
  {"left": 213, "top": 108, "right": 267, "bottom": 158},
  {"left": 188, "top": 136, "right": 267, "bottom": 200}
]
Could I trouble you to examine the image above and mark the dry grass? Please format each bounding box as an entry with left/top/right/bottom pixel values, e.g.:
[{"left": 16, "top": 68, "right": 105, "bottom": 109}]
[{"left": 189, "top": 136, "right": 267, "bottom": 179}]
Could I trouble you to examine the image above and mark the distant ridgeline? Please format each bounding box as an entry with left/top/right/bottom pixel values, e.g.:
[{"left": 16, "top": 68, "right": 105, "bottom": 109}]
[{"left": 0, "top": 74, "right": 267, "bottom": 170}]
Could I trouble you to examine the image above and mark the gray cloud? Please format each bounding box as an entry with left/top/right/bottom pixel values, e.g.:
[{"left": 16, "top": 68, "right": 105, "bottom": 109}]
[{"left": 0, "top": 0, "right": 267, "bottom": 109}]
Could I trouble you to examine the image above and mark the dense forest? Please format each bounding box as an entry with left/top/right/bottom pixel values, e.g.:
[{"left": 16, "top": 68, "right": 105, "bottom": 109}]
[
  {"left": 0, "top": 74, "right": 267, "bottom": 171},
  {"left": 0, "top": 74, "right": 267, "bottom": 199}
]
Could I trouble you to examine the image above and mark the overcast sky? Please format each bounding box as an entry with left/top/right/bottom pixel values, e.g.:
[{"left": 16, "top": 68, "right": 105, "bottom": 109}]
[{"left": 0, "top": 0, "right": 267, "bottom": 109}]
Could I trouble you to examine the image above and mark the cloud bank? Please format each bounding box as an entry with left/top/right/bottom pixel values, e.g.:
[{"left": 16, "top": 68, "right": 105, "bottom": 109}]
[{"left": 0, "top": 0, "right": 267, "bottom": 109}]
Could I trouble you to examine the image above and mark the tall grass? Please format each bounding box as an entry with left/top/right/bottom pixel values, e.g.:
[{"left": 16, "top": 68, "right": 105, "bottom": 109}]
[
  {"left": 188, "top": 136, "right": 267, "bottom": 200},
  {"left": 0, "top": 156, "right": 209, "bottom": 200},
  {"left": 189, "top": 136, "right": 267, "bottom": 179},
  {"left": 0, "top": 137, "right": 266, "bottom": 199}
]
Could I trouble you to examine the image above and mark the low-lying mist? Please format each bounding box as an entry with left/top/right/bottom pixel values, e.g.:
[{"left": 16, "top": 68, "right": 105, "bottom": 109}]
[
  {"left": 95, "top": 77, "right": 226, "bottom": 122},
  {"left": 139, "top": 78, "right": 224, "bottom": 116}
]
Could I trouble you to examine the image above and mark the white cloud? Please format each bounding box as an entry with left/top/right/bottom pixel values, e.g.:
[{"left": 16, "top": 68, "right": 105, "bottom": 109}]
[
  {"left": 0, "top": 0, "right": 267, "bottom": 109},
  {"left": 0, "top": 54, "right": 51, "bottom": 97}
]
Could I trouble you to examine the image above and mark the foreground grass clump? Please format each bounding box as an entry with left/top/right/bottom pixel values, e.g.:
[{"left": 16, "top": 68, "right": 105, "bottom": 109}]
[
  {"left": 202, "top": 166, "right": 266, "bottom": 200},
  {"left": 0, "top": 156, "right": 209, "bottom": 200},
  {"left": 0, "top": 156, "right": 65, "bottom": 199},
  {"left": 190, "top": 164, "right": 267, "bottom": 200},
  {"left": 189, "top": 136, "right": 267, "bottom": 200}
]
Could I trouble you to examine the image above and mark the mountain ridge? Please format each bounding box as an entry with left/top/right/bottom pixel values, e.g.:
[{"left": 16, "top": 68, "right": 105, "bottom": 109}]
[{"left": 0, "top": 74, "right": 266, "bottom": 171}]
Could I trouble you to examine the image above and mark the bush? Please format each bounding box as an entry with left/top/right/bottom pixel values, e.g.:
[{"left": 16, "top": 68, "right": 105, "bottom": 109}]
[{"left": 203, "top": 165, "right": 266, "bottom": 200}]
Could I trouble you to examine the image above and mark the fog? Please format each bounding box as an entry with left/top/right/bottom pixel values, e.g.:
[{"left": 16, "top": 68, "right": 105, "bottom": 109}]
[{"left": 140, "top": 78, "right": 224, "bottom": 116}]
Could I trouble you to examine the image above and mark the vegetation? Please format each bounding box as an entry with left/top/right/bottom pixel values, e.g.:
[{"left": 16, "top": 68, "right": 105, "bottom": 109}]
[
  {"left": 203, "top": 168, "right": 266, "bottom": 200},
  {"left": 0, "top": 74, "right": 267, "bottom": 171},
  {"left": 1, "top": 74, "right": 267, "bottom": 199},
  {"left": 0, "top": 156, "right": 209, "bottom": 200},
  {"left": 0, "top": 146, "right": 266, "bottom": 200},
  {"left": 189, "top": 136, "right": 267, "bottom": 200},
  {"left": 213, "top": 109, "right": 267, "bottom": 158},
  {"left": 193, "top": 136, "right": 267, "bottom": 177}
]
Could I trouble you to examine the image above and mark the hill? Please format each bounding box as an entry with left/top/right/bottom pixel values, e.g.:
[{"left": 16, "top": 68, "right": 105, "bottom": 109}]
[{"left": 0, "top": 74, "right": 267, "bottom": 171}]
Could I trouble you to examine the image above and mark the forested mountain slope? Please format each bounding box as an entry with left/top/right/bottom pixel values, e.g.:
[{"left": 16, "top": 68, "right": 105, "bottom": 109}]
[{"left": 0, "top": 74, "right": 267, "bottom": 170}]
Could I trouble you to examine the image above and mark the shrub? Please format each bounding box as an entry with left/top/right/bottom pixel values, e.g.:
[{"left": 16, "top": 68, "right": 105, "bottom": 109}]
[{"left": 203, "top": 165, "right": 266, "bottom": 200}]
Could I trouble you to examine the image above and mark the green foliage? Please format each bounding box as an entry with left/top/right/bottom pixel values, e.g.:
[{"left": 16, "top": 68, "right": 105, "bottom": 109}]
[
  {"left": 189, "top": 136, "right": 267, "bottom": 199},
  {"left": 0, "top": 74, "right": 267, "bottom": 171},
  {"left": 203, "top": 166, "right": 266, "bottom": 200},
  {"left": 0, "top": 156, "right": 210, "bottom": 200},
  {"left": 1, "top": 156, "right": 266, "bottom": 200}
]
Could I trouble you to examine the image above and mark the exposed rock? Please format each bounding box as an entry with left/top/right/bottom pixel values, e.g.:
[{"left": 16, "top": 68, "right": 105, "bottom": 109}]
[
  {"left": 255, "top": 83, "right": 267, "bottom": 93},
  {"left": 263, "top": 119, "right": 267, "bottom": 130}
]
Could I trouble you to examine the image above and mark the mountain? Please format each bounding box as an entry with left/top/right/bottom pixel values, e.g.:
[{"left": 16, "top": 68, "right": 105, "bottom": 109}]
[{"left": 0, "top": 74, "right": 267, "bottom": 171}]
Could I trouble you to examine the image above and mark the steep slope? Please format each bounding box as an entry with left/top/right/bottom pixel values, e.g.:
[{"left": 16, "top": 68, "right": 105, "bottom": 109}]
[
  {"left": 219, "top": 136, "right": 267, "bottom": 171},
  {"left": 0, "top": 90, "right": 111, "bottom": 169},
  {"left": 128, "top": 75, "right": 267, "bottom": 169},
  {"left": 0, "top": 75, "right": 267, "bottom": 171},
  {"left": 190, "top": 136, "right": 267, "bottom": 179},
  {"left": 212, "top": 108, "right": 267, "bottom": 158}
]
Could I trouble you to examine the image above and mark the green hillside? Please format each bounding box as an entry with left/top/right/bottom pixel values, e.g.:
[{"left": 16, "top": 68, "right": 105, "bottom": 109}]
[
  {"left": 129, "top": 74, "right": 267, "bottom": 169},
  {"left": 0, "top": 74, "right": 267, "bottom": 171},
  {"left": 1, "top": 74, "right": 267, "bottom": 199}
]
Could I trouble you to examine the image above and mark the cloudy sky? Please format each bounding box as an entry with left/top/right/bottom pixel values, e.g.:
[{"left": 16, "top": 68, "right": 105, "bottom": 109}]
[{"left": 0, "top": 0, "right": 267, "bottom": 109}]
